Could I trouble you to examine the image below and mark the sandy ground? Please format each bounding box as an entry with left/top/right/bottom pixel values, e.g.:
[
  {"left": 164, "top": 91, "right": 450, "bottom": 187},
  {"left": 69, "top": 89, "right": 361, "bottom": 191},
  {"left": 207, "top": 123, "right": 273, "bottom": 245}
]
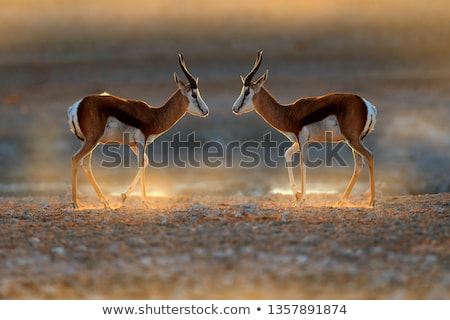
[
  {"left": 0, "top": 1, "right": 449, "bottom": 300},
  {"left": 0, "top": 193, "right": 449, "bottom": 299}
]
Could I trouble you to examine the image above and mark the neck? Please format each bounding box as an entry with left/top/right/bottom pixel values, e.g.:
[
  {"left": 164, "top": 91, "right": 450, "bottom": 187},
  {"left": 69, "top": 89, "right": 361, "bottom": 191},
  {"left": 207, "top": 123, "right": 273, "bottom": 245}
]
[
  {"left": 154, "top": 89, "right": 189, "bottom": 134},
  {"left": 253, "top": 87, "right": 290, "bottom": 132}
]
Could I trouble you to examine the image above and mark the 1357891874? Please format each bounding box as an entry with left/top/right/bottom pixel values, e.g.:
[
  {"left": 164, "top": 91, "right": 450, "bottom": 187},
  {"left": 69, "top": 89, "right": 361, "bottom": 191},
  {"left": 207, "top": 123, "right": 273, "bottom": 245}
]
[{"left": 267, "top": 304, "right": 347, "bottom": 315}]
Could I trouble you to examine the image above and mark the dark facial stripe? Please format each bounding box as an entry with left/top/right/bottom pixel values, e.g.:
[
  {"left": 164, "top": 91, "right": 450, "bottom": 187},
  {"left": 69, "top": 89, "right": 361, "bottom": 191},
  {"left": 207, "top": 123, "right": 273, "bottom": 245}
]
[
  {"left": 192, "top": 91, "right": 207, "bottom": 115},
  {"left": 235, "top": 86, "right": 250, "bottom": 112},
  {"left": 236, "top": 95, "right": 246, "bottom": 112}
]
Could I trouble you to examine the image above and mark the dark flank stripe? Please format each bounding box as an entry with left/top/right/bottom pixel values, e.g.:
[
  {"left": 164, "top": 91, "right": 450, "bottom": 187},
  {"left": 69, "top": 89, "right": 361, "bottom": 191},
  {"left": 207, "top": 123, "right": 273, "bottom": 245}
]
[
  {"left": 76, "top": 91, "right": 188, "bottom": 140},
  {"left": 254, "top": 89, "right": 368, "bottom": 139}
]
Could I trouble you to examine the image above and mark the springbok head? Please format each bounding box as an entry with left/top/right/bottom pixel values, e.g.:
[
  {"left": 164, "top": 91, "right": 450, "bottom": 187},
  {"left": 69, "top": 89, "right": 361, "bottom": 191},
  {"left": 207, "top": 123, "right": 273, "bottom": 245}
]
[
  {"left": 232, "top": 50, "right": 268, "bottom": 114},
  {"left": 174, "top": 53, "right": 209, "bottom": 117}
]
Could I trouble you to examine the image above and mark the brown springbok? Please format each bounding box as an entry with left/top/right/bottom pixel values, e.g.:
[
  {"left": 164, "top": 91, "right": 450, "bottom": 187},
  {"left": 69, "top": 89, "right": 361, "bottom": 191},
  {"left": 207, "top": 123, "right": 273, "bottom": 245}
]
[
  {"left": 68, "top": 54, "right": 209, "bottom": 209},
  {"left": 233, "top": 51, "right": 377, "bottom": 207}
]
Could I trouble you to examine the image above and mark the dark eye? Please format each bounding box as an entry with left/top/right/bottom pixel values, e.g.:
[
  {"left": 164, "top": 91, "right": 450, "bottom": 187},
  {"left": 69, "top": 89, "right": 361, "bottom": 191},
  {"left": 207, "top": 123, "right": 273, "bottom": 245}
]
[
  {"left": 192, "top": 92, "right": 197, "bottom": 99},
  {"left": 244, "top": 88, "right": 250, "bottom": 96}
]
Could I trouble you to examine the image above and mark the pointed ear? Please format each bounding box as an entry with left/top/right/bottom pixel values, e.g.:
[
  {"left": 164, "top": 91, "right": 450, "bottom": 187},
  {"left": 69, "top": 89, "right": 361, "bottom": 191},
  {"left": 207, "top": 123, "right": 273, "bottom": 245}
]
[
  {"left": 174, "top": 72, "right": 188, "bottom": 90},
  {"left": 254, "top": 69, "right": 268, "bottom": 88}
]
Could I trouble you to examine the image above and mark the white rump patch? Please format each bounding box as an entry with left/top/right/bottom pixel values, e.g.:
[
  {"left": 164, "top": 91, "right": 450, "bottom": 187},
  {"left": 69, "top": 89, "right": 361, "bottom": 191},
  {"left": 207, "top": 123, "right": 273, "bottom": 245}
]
[
  {"left": 361, "top": 98, "right": 377, "bottom": 138},
  {"left": 67, "top": 99, "right": 84, "bottom": 139}
]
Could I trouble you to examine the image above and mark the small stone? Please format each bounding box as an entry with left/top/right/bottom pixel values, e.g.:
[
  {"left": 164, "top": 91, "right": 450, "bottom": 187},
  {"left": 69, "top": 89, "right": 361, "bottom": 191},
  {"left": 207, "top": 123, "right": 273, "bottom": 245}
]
[
  {"left": 296, "top": 255, "right": 309, "bottom": 265},
  {"left": 281, "top": 212, "right": 291, "bottom": 223},
  {"left": 140, "top": 257, "right": 152, "bottom": 266},
  {"left": 29, "top": 237, "right": 40, "bottom": 245},
  {"left": 51, "top": 247, "right": 66, "bottom": 256},
  {"left": 107, "top": 242, "right": 121, "bottom": 253}
]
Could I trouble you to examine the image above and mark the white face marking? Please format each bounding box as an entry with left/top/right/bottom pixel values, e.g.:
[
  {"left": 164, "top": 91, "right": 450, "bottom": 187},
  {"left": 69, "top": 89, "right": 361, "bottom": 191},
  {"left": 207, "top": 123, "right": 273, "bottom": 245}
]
[
  {"left": 67, "top": 99, "right": 85, "bottom": 139},
  {"left": 232, "top": 85, "right": 255, "bottom": 114},
  {"left": 187, "top": 88, "right": 209, "bottom": 117}
]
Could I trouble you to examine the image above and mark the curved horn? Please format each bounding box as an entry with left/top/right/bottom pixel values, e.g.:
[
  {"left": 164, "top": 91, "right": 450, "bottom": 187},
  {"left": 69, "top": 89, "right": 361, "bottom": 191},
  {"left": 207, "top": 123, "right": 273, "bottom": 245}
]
[
  {"left": 178, "top": 53, "right": 198, "bottom": 89},
  {"left": 243, "top": 50, "right": 263, "bottom": 86}
]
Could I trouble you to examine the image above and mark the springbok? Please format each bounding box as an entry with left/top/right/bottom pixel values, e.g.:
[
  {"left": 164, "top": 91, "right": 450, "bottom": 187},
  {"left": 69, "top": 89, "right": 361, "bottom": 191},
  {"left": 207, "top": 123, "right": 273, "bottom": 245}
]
[
  {"left": 68, "top": 54, "right": 209, "bottom": 209},
  {"left": 232, "top": 51, "right": 377, "bottom": 207}
]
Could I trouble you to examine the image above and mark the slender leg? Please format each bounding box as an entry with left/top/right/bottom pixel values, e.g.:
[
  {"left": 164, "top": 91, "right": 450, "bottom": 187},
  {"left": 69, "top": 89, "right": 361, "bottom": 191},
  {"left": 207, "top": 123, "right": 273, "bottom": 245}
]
[
  {"left": 296, "top": 140, "right": 308, "bottom": 207},
  {"left": 336, "top": 149, "right": 363, "bottom": 206},
  {"left": 121, "top": 145, "right": 149, "bottom": 203},
  {"left": 284, "top": 142, "right": 300, "bottom": 206},
  {"left": 338, "top": 139, "right": 375, "bottom": 207},
  {"left": 136, "top": 141, "right": 151, "bottom": 208},
  {"left": 71, "top": 151, "right": 82, "bottom": 209},
  {"left": 368, "top": 158, "right": 375, "bottom": 206},
  {"left": 72, "top": 139, "right": 109, "bottom": 209},
  {"left": 364, "top": 146, "right": 376, "bottom": 207},
  {"left": 80, "top": 150, "right": 111, "bottom": 209}
]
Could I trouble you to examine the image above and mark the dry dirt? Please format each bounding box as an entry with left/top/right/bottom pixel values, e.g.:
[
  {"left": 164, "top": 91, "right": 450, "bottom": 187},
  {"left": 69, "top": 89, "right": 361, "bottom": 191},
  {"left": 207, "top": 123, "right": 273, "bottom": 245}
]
[
  {"left": 0, "top": 193, "right": 449, "bottom": 299},
  {"left": 0, "top": 0, "right": 449, "bottom": 300}
]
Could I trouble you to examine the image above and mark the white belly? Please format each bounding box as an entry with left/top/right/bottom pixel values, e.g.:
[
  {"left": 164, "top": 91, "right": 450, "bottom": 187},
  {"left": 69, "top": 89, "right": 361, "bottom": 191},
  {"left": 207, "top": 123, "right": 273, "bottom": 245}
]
[
  {"left": 302, "top": 115, "right": 344, "bottom": 142},
  {"left": 100, "top": 117, "right": 142, "bottom": 144}
]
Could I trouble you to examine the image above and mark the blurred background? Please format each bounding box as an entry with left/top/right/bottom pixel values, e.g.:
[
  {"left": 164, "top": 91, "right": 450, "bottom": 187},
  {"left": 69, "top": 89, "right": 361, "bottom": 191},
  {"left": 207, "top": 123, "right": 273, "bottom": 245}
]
[{"left": 0, "top": 0, "right": 449, "bottom": 200}]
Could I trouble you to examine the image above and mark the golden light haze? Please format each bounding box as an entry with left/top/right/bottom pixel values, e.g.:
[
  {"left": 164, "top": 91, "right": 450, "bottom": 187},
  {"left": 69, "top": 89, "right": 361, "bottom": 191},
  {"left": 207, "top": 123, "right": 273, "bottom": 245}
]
[
  {"left": 1, "top": 0, "right": 449, "bottom": 197},
  {"left": 2, "top": 0, "right": 449, "bottom": 55}
]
